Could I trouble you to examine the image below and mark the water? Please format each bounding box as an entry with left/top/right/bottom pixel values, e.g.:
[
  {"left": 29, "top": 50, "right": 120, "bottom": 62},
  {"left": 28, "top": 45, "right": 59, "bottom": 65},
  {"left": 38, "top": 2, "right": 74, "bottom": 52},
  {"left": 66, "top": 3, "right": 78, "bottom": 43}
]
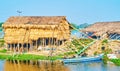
[
  {"left": 0, "top": 60, "right": 120, "bottom": 71},
  {"left": 65, "top": 61, "right": 120, "bottom": 71}
]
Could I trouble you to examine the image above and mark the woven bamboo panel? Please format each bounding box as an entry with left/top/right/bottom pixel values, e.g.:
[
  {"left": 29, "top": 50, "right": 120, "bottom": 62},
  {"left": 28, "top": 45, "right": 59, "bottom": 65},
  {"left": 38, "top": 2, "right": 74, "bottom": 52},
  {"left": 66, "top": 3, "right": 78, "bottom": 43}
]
[{"left": 3, "top": 16, "right": 70, "bottom": 43}]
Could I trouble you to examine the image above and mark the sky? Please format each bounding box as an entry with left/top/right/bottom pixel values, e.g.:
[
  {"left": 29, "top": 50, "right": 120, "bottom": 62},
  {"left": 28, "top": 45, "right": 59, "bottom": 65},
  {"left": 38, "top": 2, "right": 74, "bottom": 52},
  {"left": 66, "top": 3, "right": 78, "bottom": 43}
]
[{"left": 0, "top": 0, "right": 120, "bottom": 25}]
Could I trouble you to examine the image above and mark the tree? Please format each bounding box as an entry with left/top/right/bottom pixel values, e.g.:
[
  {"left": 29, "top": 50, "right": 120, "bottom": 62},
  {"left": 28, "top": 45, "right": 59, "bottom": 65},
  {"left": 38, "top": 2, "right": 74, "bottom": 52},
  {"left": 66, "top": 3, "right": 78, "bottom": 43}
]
[
  {"left": 0, "top": 22, "right": 4, "bottom": 27},
  {"left": 78, "top": 23, "right": 90, "bottom": 29},
  {"left": 0, "top": 22, "right": 4, "bottom": 31},
  {"left": 70, "top": 23, "right": 79, "bottom": 29}
]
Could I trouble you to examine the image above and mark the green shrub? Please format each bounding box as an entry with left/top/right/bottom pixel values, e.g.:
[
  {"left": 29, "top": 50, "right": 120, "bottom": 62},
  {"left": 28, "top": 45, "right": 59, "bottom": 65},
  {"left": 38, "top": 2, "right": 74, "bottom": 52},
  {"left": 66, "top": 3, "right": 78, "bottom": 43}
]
[
  {"left": 102, "top": 39, "right": 108, "bottom": 44},
  {"left": 0, "top": 49, "right": 7, "bottom": 53},
  {"left": 110, "top": 59, "right": 120, "bottom": 66},
  {"left": 64, "top": 52, "right": 76, "bottom": 55},
  {"left": 102, "top": 54, "right": 109, "bottom": 64},
  {"left": 94, "top": 51, "right": 98, "bottom": 55}
]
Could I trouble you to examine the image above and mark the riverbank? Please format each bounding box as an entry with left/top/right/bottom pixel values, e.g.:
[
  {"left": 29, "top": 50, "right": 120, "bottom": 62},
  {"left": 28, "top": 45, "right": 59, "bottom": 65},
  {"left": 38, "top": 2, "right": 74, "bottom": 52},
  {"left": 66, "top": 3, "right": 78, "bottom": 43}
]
[
  {"left": 0, "top": 54, "right": 62, "bottom": 60},
  {"left": 0, "top": 50, "right": 120, "bottom": 67}
]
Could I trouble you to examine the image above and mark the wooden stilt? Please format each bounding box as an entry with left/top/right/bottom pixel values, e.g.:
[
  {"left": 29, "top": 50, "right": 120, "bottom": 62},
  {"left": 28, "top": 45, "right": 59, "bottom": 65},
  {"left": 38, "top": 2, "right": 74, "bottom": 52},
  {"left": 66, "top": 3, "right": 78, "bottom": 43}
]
[
  {"left": 22, "top": 44, "right": 23, "bottom": 53},
  {"left": 62, "top": 40, "right": 64, "bottom": 45},
  {"left": 26, "top": 43, "right": 28, "bottom": 52},
  {"left": 9, "top": 44, "right": 11, "bottom": 51},
  {"left": 58, "top": 40, "right": 60, "bottom": 46},
  {"left": 56, "top": 39, "right": 58, "bottom": 46},
  {"left": 36, "top": 40, "right": 37, "bottom": 49},
  {"left": 18, "top": 43, "right": 20, "bottom": 54},
  {"left": 30, "top": 42, "right": 32, "bottom": 51},
  {"left": 52, "top": 38, "right": 54, "bottom": 47},
  {"left": 49, "top": 38, "right": 50, "bottom": 47},
  {"left": 27, "top": 43, "right": 29, "bottom": 52},
  {"left": 14, "top": 44, "right": 16, "bottom": 54},
  {"left": 43, "top": 38, "right": 44, "bottom": 47},
  {"left": 44, "top": 38, "right": 46, "bottom": 47},
  {"left": 7, "top": 44, "right": 9, "bottom": 51},
  {"left": 29, "top": 42, "right": 32, "bottom": 51},
  {"left": 54, "top": 39, "right": 56, "bottom": 48},
  {"left": 12, "top": 44, "right": 13, "bottom": 52},
  {"left": 40, "top": 38, "right": 41, "bottom": 46}
]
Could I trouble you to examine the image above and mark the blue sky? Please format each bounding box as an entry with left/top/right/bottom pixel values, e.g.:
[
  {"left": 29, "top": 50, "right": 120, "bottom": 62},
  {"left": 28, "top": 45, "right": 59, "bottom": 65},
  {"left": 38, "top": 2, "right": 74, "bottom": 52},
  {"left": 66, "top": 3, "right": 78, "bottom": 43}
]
[{"left": 0, "top": 0, "right": 120, "bottom": 25}]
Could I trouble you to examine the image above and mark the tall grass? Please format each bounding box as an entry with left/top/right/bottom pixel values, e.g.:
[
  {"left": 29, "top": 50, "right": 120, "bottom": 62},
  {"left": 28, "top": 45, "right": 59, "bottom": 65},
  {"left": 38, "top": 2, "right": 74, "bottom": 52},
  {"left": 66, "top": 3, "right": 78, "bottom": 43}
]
[{"left": 0, "top": 54, "right": 63, "bottom": 60}]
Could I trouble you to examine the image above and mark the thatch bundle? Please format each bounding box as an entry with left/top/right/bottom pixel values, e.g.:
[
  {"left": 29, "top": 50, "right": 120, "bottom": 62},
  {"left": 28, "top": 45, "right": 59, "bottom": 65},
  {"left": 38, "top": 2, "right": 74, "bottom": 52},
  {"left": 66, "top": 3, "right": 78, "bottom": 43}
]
[
  {"left": 82, "top": 21, "right": 120, "bottom": 36},
  {"left": 3, "top": 16, "right": 70, "bottom": 44}
]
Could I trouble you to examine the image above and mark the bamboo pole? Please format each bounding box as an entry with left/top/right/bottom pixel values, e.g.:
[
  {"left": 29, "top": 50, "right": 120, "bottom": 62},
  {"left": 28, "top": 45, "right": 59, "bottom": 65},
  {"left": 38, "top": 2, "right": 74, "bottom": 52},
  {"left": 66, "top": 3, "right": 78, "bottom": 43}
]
[
  {"left": 56, "top": 39, "right": 58, "bottom": 46},
  {"left": 14, "top": 44, "right": 16, "bottom": 54},
  {"left": 30, "top": 42, "right": 32, "bottom": 51},
  {"left": 7, "top": 44, "right": 9, "bottom": 51},
  {"left": 36, "top": 40, "right": 37, "bottom": 49},
  {"left": 18, "top": 43, "right": 20, "bottom": 54},
  {"left": 52, "top": 28, "right": 54, "bottom": 47},
  {"left": 44, "top": 38, "right": 46, "bottom": 47},
  {"left": 43, "top": 38, "right": 45, "bottom": 47},
  {"left": 10, "top": 44, "right": 12, "bottom": 51},
  {"left": 52, "top": 38, "right": 53, "bottom": 47},
  {"left": 27, "top": 43, "right": 29, "bottom": 52},
  {"left": 54, "top": 38, "right": 56, "bottom": 47},
  {"left": 22, "top": 43, "right": 23, "bottom": 53},
  {"left": 58, "top": 40, "right": 60, "bottom": 46},
  {"left": 49, "top": 38, "right": 50, "bottom": 47}
]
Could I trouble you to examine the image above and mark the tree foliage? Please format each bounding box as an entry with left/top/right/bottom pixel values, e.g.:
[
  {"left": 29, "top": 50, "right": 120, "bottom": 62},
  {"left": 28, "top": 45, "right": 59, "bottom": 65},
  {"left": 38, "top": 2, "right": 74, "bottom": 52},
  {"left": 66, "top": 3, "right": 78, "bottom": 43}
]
[
  {"left": 0, "top": 22, "right": 3, "bottom": 27},
  {"left": 0, "top": 22, "right": 4, "bottom": 31},
  {"left": 70, "top": 23, "right": 90, "bottom": 29}
]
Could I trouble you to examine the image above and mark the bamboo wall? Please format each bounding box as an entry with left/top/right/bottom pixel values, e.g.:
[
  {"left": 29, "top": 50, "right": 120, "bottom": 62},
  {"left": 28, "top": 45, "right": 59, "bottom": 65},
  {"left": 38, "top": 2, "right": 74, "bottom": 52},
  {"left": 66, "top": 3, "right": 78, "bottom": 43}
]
[{"left": 3, "top": 23, "right": 70, "bottom": 44}]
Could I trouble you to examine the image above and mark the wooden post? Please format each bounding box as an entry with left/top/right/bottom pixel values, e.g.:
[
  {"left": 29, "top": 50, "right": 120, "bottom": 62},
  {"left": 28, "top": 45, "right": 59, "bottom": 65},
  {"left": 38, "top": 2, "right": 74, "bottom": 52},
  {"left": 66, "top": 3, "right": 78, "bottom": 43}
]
[
  {"left": 44, "top": 38, "right": 46, "bottom": 47},
  {"left": 22, "top": 43, "right": 23, "bottom": 53},
  {"left": 18, "top": 43, "right": 20, "bottom": 54},
  {"left": 52, "top": 37, "right": 54, "bottom": 47},
  {"left": 14, "top": 44, "right": 16, "bottom": 54},
  {"left": 29, "top": 42, "right": 32, "bottom": 51},
  {"left": 36, "top": 40, "right": 37, "bottom": 49},
  {"left": 43, "top": 38, "right": 45, "bottom": 47},
  {"left": 29, "top": 43, "right": 31, "bottom": 52},
  {"left": 27, "top": 43, "right": 29, "bottom": 52},
  {"left": 54, "top": 39, "right": 55, "bottom": 47},
  {"left": 39, "top": 39, "right": 40, "bottom": 47},
  {"left": 62, "top": 40, "right": 64, "bottom": 46},
  {"left": 7, "top": 44, "right": 9, "bottom": 51},
  {"left": 58, "top": 40, "right": 60, "bottom": 46},
  {"left": 49, "top": 38, "right": 50, "bottom": 47},
  {"left": 56, "top": 39, "right": 58, "bottom": 46},
  {"left": 9, "top": 44, "right": 11, "bottom": 51}
]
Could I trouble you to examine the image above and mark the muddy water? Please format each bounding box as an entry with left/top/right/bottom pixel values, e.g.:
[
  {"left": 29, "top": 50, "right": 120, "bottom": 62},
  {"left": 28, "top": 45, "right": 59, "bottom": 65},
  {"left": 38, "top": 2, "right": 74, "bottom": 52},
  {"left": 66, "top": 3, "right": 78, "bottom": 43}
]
[
  {"left": 3, "top": 60, "right": 69, "bottom": 71},
  {"left": 0, "top": 60, "right": 120, "bottom": 71}
]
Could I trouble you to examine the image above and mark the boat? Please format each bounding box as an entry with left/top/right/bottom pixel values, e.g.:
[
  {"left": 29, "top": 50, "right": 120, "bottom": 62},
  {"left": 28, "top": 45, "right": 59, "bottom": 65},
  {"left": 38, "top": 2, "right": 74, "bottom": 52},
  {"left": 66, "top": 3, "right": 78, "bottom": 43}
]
[{"left": 61, "top": 54, "right": 104, "bottom": 63}]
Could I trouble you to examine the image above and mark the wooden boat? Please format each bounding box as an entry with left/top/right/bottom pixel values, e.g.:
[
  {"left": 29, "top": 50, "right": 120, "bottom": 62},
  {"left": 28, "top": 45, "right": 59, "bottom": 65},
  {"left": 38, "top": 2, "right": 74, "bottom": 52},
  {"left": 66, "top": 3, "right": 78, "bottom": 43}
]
[{"left": 62, "top": 54, "right": 104, "bottom": 63}]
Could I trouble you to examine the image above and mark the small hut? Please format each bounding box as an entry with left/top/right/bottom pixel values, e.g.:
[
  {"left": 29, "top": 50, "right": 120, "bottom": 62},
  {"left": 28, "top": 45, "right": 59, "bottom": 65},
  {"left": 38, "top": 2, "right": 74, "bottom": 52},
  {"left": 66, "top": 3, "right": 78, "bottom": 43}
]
[
  {"left": 82, "top": 21, "right": 120, "bottom": 39},
  {"left": 2, "top": 16, "right": 70, "bottom": 52}
]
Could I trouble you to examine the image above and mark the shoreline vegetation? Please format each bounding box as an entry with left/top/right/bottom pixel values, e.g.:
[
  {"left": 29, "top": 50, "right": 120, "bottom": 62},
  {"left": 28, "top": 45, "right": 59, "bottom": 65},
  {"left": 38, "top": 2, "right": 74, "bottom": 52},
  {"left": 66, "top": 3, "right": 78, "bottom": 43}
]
[
  {"left": 0, "top": 38, "right": 120, "bottom": 66},
  {"left": 0, "top": 54, "right": 63, "bottom": 60},
  {"left": 0, "top": 38, "right": 93, "bottom": 60}
]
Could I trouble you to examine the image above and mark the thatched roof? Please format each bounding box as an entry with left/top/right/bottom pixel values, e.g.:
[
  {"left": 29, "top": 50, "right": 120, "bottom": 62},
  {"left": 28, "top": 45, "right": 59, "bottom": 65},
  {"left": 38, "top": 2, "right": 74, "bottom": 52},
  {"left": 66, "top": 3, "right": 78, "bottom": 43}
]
[
  {"left": 3, "top": 16, "right": 69, "bottom": 28},
  {"left": 5, "top": 16, "right": 66, "bottom": 24},
  {"left": 82, "top": 21, "right": 120, "bottom": 36},
  {"left": 3, "top": 16, "right": 70, "bottom": 44}
]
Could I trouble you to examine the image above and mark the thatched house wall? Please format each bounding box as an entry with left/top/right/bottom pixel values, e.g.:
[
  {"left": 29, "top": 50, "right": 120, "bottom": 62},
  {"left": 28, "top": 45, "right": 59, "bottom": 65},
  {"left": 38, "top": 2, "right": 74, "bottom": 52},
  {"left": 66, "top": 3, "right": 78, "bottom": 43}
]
[
  {"left": 2, "top": 16, "right": 70, "bottom": 52},
  {"left": 82, "top": 21, "right": 120, "bottom": 39}
]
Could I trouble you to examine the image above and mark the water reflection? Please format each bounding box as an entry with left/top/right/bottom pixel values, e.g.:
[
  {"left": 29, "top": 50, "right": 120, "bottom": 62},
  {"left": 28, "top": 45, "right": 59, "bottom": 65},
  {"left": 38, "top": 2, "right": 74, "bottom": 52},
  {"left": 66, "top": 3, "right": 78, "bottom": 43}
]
[
  {"left": 3, "top": 60, "right": 120, "bottom": 71},
  {"left": 4, "top": 60, "right": 69, "bottom": 71},
  {"left": 65, "top": 61, "right": 120, "bottom": 71}
]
